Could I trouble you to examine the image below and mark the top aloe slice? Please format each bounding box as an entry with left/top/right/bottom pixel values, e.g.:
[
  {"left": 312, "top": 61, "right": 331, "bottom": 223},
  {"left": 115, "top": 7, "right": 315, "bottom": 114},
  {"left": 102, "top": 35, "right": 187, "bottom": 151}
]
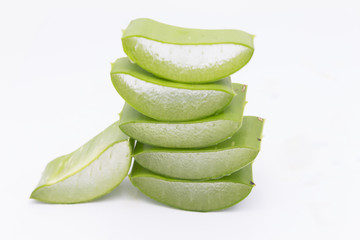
[
  {"left": 122, "top": 18, "right": 254, "bottom": 83},
  {"left": 119, "top": 83, "right": 246, "bottom": 148},
  {"left": 111, "top": 58, "right": 235, "bottom": 121},
  {"left": 30, "top": 121, "right": 133, "bottom": 204},
  {"left": 129, "top": 162, "right": 254, "bottom": 212},
  {"left": 134, "top": 116, "right": 264, "bottom": 180}
]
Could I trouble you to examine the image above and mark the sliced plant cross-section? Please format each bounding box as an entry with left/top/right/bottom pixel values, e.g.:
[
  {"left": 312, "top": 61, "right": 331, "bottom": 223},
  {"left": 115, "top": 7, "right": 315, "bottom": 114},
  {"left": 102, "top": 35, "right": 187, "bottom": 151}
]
[
  {"left": 122, "top": 18, "right": 254, "bottom": 83},
  {"left": 119, "top": 83, "right": 247, "bottom": 148},
  {"left": 30, "top": 121, "right": 132, "bottom": 204},
  {"left": 134, "top": 116, "right": 264, "bottom": 180},
  {"left": 111, "top": 58, "right": 235, "bottom": 121},
  {"left": 129, "top": 162, "right": 255, "bottom": 211}
]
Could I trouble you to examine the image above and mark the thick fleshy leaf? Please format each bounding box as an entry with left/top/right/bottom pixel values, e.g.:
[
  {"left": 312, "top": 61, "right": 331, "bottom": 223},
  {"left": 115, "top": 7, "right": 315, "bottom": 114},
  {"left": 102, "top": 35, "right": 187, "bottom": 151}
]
[
  {"left": 134, "top": 116, "right": 264, "bottom": 180},
  {"left": 30, "top": 121, "right": 132, "bottom": 204},
  {"left": 122, "top": 18, "right": 254, "bottom": 83},
  {"left": 111, "top": 58, "right": 234, "bottom": 121},
  {"left": 129, "top": 162, "right": 254, "bottom": 212},
  {"left": 119, "top": 83, "right": 246, "bottom": 148}
]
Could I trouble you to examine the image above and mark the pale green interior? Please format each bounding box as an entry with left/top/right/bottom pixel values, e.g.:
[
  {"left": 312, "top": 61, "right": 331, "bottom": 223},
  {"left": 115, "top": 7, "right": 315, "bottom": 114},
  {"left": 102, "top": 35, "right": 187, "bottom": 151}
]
[
  {"left": 123, "top": 37, "right": 253, "bottom": 83},
  {"left": 119, "top": 83, "right": 246, "bottom": 148},
  {"left": 112, "top": 72, "right": 232, "bottom": 121},
  {"left": 31, "top": 141, "right": 131, "bottom": 203},
  {"left": 133, "top": 116, "right": 263, "bottom": 179},
  {"left": 129, "top": 162, "right": 253, "bottom": 211},
  {"left": 30, "top": 121, "right": 132, "bottom": 203},
  {"left": 131, "top": 177, "right": 251, "bottom": 211},
  {"left": 135, "top": 148, "right": 257, "bottom": 179},
  {"left": 122, "top": 18, "right": 254, "bottom": 83},
  {"left": 111, "top": 58, "right": 234, "bottom": 93},
  {"left": 35, "top": 121, "right": 129, "bottom": 186},
  {"left": 121, "top": 120, "right": 240, "bottom": 148}
]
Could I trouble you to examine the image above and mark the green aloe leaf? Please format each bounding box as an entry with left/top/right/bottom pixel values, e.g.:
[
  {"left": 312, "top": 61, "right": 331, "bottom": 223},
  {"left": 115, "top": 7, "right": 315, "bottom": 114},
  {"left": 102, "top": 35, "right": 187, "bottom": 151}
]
[
  {"left": 111, "top": 58, "right": 234, "bottom": 121},
  {"left": 119, "top": 83, "right": 247, "bottom": 148},
  {"left": 122, "top": 18, "right": 255, "bottom": 83},
  {"left": 134, "top": 116, "right": 264, "bottom": 180},
  {"left": 30, "top": 121, "right": 133, "bottom": 204},
  {"left": 129, "top": 161, "right": 254, "bottom": 212}
]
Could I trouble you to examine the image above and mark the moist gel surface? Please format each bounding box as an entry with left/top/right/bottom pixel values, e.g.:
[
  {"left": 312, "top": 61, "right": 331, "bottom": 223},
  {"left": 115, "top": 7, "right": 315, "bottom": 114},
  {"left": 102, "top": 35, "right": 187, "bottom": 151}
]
[
  {"left": 122, "top": 18, "right": 254, "bottom": 83},
  {"left": 111, "top": 58, "right": 234, "bottom": 121}
]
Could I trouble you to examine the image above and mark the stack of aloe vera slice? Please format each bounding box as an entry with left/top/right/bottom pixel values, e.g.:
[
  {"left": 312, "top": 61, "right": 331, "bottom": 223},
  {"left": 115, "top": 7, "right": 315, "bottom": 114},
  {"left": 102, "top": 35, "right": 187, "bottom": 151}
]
[
  {"left": 30, "top": 18, "right": 264, "bottom": 212},
  {"left": 115, "top": 18, "right": 264, "bottom": 211}
]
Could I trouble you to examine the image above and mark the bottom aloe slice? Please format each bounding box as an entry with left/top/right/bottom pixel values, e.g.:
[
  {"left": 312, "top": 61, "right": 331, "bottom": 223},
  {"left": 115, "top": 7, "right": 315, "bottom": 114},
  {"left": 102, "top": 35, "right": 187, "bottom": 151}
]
[
  {"left": 30, "top": 121, "right": 132, "bottom": 203},
  {"left": 120, "top": 83, "right": 246, "bottom": 148},
  {"left": 129, "top": 162, "right": 254, "bottom": 211},
  {"left": 134, "top": 116, "right": 264, "bottom": 180}
]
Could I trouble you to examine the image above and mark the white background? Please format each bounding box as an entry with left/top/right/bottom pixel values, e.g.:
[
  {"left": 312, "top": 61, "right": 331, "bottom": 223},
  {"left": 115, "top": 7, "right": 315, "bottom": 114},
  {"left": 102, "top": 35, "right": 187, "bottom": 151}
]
[{"left": 1, "top": 0, "right": 359, "bottom": 239}]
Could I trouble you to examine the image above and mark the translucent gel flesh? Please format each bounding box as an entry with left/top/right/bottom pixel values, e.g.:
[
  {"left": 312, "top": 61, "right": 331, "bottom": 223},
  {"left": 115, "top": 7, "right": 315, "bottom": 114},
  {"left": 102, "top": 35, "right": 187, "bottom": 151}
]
[
  {"left": 121, "top": 120, "right": 240, "bottom": 148},
  {"left": 133, "top": 37, "right": 249, "bottom": 70},
  {"left": 131, "top": 177, "right": 251, "bottom": 211},
  {"left": 135, "top": 148, "right": 256, "bottom": 180},
  {"left": 31, "top": 142, "right": 131, "bottom": 203},
  {"left": 115, "top": 73, "right": 231, "bottom": 121}
]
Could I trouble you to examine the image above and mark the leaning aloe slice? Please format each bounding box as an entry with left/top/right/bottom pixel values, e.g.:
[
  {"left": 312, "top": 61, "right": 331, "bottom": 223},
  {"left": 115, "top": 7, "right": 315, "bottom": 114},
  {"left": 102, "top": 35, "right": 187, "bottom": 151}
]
[
  {"left": 119, "top": 83, "right": 246, "bottom": 148},
  {"left": 30, "top": 121, "right": 132, "bottom": 203},
  {"left": 134, "top": 116, "right": 264, "bottom": 180},
  {"left": 129, "top": 162, "right": 254, "bottom": 211},
  {"left": 111, "top": 58, "right": 234, "bottom": 121},
  {"left": 122, "top": 18, "right": 254, "bottom": 83}
]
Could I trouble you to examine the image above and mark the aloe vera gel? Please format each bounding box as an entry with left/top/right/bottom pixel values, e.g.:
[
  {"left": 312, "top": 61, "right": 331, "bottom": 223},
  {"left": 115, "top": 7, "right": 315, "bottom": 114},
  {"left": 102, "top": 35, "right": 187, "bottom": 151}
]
[
  {"left": 111, "top": 58, "right": 235, "bottom": 121},
  {"left": 129, "top": 162, "right": 255, "bottom": 211},
  {"left": 119, "top": 19, "right": 264, "bottom": 211},
  {"left": 133, "top": 116, "right": 264, "bottom": 180},
  {"left": 31, "top": 122, "right": 132, "bottom": 203},
  {"left": 122, "top": 18, "right": 254, "bottom": 83},
  {"left": 31, "top": 18, "right": 264, "bottom": 211},
  {"left": 119, "top": 83, "right": 246, "bottom": 148}
]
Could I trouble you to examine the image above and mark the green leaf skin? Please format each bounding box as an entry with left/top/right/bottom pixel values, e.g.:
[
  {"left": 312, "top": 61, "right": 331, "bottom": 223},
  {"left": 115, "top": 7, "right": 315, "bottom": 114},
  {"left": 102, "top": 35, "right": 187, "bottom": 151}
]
[
  {"left": 30, "top": 121, "right": 132, "bottom": 204},
  {"left": 122, "top": 18, "right": 254, "bottom": 83},
  {"left": 134, "top": 116, "right": 264, "bottom": 180},
  {"left": 119, "top": 83, "right": 247, "bottom": 148},
  {"left": 111, "top": 58, "right": 234, "bottom": 121},
  {"left": 129, "top": 162, "right": 254, "bottom": 212}
]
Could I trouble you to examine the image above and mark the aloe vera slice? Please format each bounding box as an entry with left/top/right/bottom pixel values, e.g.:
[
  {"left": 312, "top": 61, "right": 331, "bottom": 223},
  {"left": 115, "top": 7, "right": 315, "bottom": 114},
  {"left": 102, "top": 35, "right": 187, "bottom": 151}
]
[
  {"left": 111, "top": 58, "right": 234, "bottom": 121},
  {"left": 129, "top": 161, "right": 254, "bottom": 211},
  {"left": 122, "top": 18, "right": 254, "bottom": 83},
  {"left": 30, "top": 121, "right": 132, "bottom": 203},
  {"left": 134, "top": 116, "right": 264, "bottom": 180},
  {"left": 119, "top": 83, "right": 246, "bottom": 148}
]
